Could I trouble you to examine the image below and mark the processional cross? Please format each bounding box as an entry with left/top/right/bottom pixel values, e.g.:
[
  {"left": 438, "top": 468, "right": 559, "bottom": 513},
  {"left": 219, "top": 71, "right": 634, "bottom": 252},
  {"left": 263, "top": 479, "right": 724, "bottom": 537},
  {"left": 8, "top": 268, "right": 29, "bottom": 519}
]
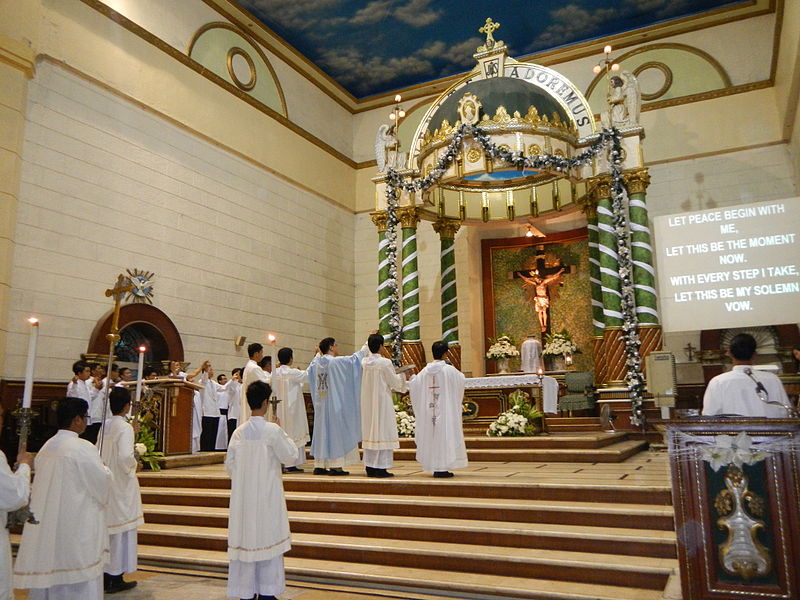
[{"left": 511, "top": 246, "right": 573, "bottom": 334}]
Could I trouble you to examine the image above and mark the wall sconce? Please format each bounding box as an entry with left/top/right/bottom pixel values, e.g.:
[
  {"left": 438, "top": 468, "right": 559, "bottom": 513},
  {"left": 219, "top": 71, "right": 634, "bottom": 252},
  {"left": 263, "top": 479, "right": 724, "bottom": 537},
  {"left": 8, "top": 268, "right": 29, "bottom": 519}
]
[{"left": 234, "top": 336, "right": 247, "bottom": 349}]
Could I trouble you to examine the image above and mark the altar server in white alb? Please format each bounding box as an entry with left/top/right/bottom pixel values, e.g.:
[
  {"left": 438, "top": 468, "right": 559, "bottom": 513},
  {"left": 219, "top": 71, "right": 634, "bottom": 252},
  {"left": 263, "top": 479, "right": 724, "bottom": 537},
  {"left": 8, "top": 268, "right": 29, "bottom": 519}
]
[
  {"left": 241, "top": 343, "right": 270, "bottom": 422},
  {"left": 703, "top": 333, "right": 794, "bottom": 417},
  {"left": 360, "top": 333, "right": 408, "bottom": 478},
  {"left": 226, "top": 381, "right": 297, "bottom": 600},
  {"left": 408, "top": 340, "right": 468, "bottom": 478},
  {"left": 226, "top": 367, "right": 243, "bottom": 439},
  {"left": 307, "top": 336, "right": 370, "bottom": 475},
  {"left": 0, "top": 405, "right": 32, "bottom": 600},
  {"left": 97, "top": 387, "right": 144, "bottom": 594},
  {"left": 15, "top": 397, "right": 112, "bottom": 600},
  {"left": 271, "top": 347, "right": 311, "bottom": 472}
]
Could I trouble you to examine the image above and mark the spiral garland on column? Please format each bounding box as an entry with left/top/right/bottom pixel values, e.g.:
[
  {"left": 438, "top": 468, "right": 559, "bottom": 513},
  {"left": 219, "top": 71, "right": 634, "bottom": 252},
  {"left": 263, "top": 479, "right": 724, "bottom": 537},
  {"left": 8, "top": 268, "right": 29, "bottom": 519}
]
[
  {"left": 385, "top": 123, "right": 646, "bottom": 426},
  {"left": 383, "top": 182, "right": 403, "bottom": 365}
]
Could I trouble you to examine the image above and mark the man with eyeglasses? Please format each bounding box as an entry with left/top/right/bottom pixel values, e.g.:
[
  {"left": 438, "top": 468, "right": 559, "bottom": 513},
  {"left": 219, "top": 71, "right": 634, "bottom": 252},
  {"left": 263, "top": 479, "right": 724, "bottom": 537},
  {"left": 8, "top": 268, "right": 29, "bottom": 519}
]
[
  {"left": 702, "top": 333, "right": 794, "bottom": 417},
  {"left": 14, "top": 397, "right": 112, "bottom": 600}
]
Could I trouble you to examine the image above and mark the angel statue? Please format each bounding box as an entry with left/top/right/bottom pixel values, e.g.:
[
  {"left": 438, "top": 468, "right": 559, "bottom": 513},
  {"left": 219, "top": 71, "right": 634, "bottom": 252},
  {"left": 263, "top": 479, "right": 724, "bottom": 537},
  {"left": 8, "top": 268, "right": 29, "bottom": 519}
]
[
  {"left": 601, "top": 71, "right": 640, "bottom": 128},
  {"left": 375, "top": 124, "right": 406, "bottom": 172}
]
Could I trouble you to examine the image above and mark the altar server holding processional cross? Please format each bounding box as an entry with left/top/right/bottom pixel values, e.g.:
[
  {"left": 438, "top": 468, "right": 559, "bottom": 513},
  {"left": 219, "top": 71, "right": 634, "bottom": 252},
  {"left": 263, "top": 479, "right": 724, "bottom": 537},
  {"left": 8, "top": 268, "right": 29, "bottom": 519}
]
[
  {"left": 226, "top": 380, "right": 296, "bottom": 600},
  {"left": 271, "top": 347, "right": 311, "bottom": 472},
  {"left": 360, "top": 333, "right": 408, "bottom": 478},
  {"left": 307, "top": 335, "right": 370, "bottom": 475},
  {"left": 97, "top": 387, "right": 143, "bottom": 594},
  {"left": 0, "top": 405, "right": 32, "bottom": 600},
  {"left": 408, "top": 341, "right": 468, "bottom": 478},
  {"left": 15, "top": 397, "right": 112, "bottom": 600}
]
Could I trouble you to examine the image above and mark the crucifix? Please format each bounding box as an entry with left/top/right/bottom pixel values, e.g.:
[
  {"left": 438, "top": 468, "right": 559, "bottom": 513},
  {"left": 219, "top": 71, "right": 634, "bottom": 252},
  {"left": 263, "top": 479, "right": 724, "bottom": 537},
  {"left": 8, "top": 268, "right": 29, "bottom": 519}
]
[
  {"left": 511, "top": 246, "right": 572, "bottom": 334},
  {"left": 684, "top": 343, "right": 696, "bottom": 362},
  {"left": 98, "top": 274, "right": 133, "bottom": 454}
]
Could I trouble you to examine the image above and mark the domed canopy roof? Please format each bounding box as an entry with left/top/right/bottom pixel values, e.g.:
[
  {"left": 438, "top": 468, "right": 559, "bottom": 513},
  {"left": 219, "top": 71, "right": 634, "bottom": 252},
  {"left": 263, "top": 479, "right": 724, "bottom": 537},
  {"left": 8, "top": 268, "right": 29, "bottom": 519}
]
[{"left": 426, "top": 77, "right": 571, "bottom": 134}]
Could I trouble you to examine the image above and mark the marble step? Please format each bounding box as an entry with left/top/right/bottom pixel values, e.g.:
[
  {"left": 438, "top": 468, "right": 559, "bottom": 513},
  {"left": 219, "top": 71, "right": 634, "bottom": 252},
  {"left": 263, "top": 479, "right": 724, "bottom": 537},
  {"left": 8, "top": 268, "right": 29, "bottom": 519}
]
[
  {"left": 136, "top": 545, "right": 667, "bottom": 600},
  {"left": 137, "top": 524, "right": 676, "bottom": 590},
  {"left": 397, "top": 432, "right": 629, "bottom": 449},
  {"left": 142, "top": 504, "right": 677, "bottom": 558},
  {"left": 138, "top": 471, "right": 672, "bottom": 505},
  {"left": 139, "top": 488, "right": 675, "bottom": 530}
]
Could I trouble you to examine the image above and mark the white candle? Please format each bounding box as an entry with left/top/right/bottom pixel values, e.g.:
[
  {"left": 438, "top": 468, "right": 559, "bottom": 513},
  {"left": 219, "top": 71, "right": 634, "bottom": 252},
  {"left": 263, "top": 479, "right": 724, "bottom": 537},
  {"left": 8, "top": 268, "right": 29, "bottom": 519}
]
[
  {"left": 134, "top": 345, "right": 146, "bottom": 405},
  {"left": 267, "top": 333, "right": 277, "bottom": 373},
  {"left": 22, "top": 317, "right": 39, "bottom": 409}
]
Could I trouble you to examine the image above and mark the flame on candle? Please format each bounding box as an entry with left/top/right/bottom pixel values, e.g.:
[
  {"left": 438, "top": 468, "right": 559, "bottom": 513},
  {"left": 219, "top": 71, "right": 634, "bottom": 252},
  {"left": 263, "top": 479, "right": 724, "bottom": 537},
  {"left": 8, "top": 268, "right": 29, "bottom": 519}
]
[
  {"left": 267, "top": 333, "right": 277, "bottom": 343},
  {"left": 27, "top": 316, "right": 39, "bottom": 326},
  {"left": 138, "top": 345, "right": 147, "bottom": 353}
]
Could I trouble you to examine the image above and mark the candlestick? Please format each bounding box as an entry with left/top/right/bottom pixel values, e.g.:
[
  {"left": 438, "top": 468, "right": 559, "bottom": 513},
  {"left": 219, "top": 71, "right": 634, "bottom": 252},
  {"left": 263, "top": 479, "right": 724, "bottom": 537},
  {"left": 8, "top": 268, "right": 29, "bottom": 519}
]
[
  {"left": 22, "top": 317, "right": 39, "bottom": 409},
  {"left": 267, "top": 333, "right": 277, "bottom": 375},
  {"left": 134, "top": 345, "right": 146, "bottom": 408}
]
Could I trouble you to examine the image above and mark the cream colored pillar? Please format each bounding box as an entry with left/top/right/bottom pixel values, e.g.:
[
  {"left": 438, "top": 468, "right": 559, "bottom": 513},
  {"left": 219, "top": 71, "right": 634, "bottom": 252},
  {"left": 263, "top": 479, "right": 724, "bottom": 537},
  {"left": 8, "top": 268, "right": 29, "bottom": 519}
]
[{"left": 0, "top": 0, "right": 39, "bottom": 374}]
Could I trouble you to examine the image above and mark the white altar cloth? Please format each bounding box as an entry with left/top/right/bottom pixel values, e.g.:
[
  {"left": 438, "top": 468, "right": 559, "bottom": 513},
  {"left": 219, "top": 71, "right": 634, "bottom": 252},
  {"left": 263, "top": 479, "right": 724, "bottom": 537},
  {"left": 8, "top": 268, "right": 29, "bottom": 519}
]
[{"left": 463, "top": 374, "right": 558, "bottom": 414}]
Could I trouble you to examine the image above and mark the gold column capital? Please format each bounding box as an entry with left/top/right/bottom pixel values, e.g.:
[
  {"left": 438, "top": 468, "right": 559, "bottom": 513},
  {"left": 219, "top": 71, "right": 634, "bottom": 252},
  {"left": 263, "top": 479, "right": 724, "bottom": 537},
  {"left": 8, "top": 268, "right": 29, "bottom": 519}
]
[
  {"left": 370, "top": 210, "right": 388, "bottom": 232},
  {"left": 623, "top": 168, "right": 651, "bottom": 195},
  {"left": 586, "top": 175, "right": 613, "bottom": 202},
  {"left": 574, "top": 194, "right": 598, "bottom": 219},
  {"left": 432, "top": 217, "right": 461, "bottom": 239},
  {"left": 396, "top": 205, "right": 422, "bottom": 229}
]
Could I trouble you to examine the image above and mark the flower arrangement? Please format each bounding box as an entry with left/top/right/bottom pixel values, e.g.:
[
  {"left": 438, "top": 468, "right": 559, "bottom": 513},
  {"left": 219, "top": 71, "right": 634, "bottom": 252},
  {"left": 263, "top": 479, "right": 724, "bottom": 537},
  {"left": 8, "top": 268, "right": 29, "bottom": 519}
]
[
  {"left": 487, "top": 390, "right": 544, "bottom": 437},
  {"left": 132, "top": 416, "right": 165, "bottom": 471},
  {"left": 542, "top": 329, "right": 578, "bottom": 357},
  {"left": 485, "top": 335, "right": 520, "bottom": 360},
  {"left": 393, "top": 392, "right": 415, "bottom": 437}
]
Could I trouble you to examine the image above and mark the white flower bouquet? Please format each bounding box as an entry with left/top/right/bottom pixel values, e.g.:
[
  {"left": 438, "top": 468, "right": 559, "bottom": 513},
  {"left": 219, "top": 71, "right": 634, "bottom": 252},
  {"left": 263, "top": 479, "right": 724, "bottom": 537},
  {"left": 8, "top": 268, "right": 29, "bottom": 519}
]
[
  {"left": 487, "top": 411, "right": 527, "bottom": 436},
  {"left": 396, "top": 410, "right": 416, "bottom": 437},
  {"left": 485, "top": 335, "right": 520, "bottom": 360},
  {"left": 542, "top": 329, "right": 578, "bottom": 357},
  {"left": 134, "top": 442, "right": 147, "bottom": 459}
]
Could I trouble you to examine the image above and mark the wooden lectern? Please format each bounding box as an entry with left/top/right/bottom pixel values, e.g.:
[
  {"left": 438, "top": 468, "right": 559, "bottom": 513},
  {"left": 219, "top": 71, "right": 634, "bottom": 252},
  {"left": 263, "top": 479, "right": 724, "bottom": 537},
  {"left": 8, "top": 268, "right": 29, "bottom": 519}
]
[
  {"left": 135, "top": 378, "right": 202, "bottom": 455},
  {"left": 667, "top": 418, "right": 800, "bottom": 600}
]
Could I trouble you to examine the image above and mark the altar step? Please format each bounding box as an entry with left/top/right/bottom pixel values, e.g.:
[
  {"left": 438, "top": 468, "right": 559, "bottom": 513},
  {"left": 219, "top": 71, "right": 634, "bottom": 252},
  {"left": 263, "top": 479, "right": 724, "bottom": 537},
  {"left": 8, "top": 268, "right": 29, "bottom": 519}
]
[
  {"left": 131, "top": 464, "right": 676, "bottom": 600},
  {"left": 135, "top": 546, "right": 668, "bottom": 600}
]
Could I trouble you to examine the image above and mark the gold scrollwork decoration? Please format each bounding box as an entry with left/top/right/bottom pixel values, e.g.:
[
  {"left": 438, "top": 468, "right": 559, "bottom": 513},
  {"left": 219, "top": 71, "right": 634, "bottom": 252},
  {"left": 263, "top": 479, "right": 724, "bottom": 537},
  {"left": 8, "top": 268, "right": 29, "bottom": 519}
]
[
  {"left": 528, "top": 144, "right": 542, "bottom": 156},
  {"left": 467, "top": 148, "right": 482, "bottom": 163},
  {"left": 632, "top": 61, "right": 674, "bottom": 101},
  {"left": 226, "top": 47, "right": 257, "bottom": 91}
]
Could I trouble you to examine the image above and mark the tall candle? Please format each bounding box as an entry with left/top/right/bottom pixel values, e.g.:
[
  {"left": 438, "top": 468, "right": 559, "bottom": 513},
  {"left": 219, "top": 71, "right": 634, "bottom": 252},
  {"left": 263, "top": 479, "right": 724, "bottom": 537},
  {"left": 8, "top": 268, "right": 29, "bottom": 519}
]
[
  {"left": 22, "top": 317, "right": 39, "bottom": 409},
  {"left": 267, "top": 333, "right": 277, "bottom": 374},
  {"left": 134, "top": 345, "right": 146, "bottom": 405}
]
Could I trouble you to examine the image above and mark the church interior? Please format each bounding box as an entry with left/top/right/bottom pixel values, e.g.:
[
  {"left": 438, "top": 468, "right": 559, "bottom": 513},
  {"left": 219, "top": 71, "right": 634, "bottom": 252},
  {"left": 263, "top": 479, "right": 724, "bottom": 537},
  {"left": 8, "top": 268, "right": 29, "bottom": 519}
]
[{"left": 2, "top": 0, "right": 800, "bottom": 598}]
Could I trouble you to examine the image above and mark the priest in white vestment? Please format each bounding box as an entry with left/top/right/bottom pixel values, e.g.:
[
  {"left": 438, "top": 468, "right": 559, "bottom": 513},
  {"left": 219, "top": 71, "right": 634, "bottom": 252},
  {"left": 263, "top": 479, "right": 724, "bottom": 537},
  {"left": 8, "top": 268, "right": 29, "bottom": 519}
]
[
  {"left": 97, "top": 388, "right": 144, "bottom": 593},
  {"left": 226, "top": 380, "right": 297, "bottom": 600},
  {"left": 241, "top": 343, "right": 270, "bottom": 423},
  {"left": 520, "top": 334, "right": 543, "bottom": 373},
  {"left": 272, "top": 347, "right": 311, "bottom": 472},
  {"left": 307, "top": 336, "right": 369, "bottom": 475},
  {"left": 360, "top": 334, "right": 407, "bottom": 478},
  {"left": 0, "top": 405, "right": 32, "bottom": 600},
  {"left": 408, "top": 341, "right": 468, "bottom": 478},
  {"left": 15, "top": 397, "right": 112, "bottom": 600}
]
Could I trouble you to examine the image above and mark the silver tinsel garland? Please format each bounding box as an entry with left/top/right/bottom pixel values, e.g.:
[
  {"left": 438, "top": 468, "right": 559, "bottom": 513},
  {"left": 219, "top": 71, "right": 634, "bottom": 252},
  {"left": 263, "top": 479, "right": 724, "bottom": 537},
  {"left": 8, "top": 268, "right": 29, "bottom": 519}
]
[{"left": 385, "top": 124, "right": 646, "bottom": 425}]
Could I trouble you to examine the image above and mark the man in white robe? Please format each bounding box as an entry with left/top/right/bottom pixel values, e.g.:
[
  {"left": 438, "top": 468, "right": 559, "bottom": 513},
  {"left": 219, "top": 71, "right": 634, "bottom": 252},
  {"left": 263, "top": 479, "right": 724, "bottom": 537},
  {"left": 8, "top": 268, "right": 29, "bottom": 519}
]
[
  {"left": 520, "top": 334, "right": 543, "bottom": 373},
  {"left": 408, "top": 340, "right": 468, "bottom": 478},
  {"left": 241, "top": 343, "right": 270, "bottom": 423},
  {"left": 703, "top": 333, "right": 794, "bottom": 417},
  {"left": 226, "top": 368, "right": 243, "bottom": 439},
  {"left": 360, "top": 334, "right": 407, "bottom": 478},
  {"left": 226, "top": 380, "right": 297, "bottom": 600},
  {"left": 0, "top": 405, "right": 32, "bottom": 600},
  {"left": 272, "top": 347, "right": 311, "bottom": 472},
  {"left": 307, "top": 336, "right": 369, "bottom": 475},
  {"left": 195, "top": 361, "right": 233, "bottom": 451},
  {"left": 15, "top": 397, "right": 112, "bottom": 600},
  {"left": 97, "top": 388, "right": 144, "bottom": 593}
]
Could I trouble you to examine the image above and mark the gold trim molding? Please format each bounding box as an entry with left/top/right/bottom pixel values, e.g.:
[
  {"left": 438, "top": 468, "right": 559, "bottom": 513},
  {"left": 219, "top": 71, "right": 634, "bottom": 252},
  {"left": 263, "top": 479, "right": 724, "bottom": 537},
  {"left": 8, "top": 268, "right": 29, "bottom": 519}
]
[
  {"left": 633, "top": 61, "right": 674, "bottom": 101},
  {"left": 226, "top": 46, "right": 257, "bottom": 91}
]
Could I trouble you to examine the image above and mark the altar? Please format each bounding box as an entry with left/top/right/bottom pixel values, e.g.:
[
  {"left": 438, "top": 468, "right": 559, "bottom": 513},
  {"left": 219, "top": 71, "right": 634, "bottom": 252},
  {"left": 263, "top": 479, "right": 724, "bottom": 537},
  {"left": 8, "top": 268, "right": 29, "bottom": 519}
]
[{"left": 463, "top": 373, "right": 559, "bottom": 424}]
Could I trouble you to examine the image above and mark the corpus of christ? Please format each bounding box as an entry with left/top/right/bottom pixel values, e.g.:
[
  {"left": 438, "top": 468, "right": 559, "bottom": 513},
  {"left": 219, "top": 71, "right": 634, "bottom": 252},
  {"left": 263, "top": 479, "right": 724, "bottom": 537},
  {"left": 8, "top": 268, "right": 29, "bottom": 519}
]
[{"left": 1, "top": 4, "right": 800, "bottom": 600}]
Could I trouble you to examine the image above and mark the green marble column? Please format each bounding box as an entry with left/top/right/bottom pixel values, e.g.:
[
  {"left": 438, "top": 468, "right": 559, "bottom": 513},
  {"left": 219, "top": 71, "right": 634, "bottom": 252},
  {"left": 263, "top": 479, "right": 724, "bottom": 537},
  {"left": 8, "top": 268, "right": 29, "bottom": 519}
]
[
  {"left": 432, "top": 218, "right": 461, "bottom": 344},
  {"left": 624, "top": 169, "right": 659, "bottom": 324}
]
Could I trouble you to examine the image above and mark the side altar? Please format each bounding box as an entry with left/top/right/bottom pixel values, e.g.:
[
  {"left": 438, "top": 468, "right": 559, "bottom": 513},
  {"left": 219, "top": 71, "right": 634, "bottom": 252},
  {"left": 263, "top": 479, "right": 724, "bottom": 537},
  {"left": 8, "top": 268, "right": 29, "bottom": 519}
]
[
  {"left": 463, "top": 373, "right": 559, "bottom": 429},
  {"left": 128, "top": 378, "right": 202, "bottom": 455}
]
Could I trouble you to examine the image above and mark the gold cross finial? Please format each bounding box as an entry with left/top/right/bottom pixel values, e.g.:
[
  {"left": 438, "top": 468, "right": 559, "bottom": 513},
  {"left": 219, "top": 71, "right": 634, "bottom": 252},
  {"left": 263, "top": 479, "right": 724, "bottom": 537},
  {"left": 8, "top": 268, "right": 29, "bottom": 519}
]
[
  {"left": 105, "top": 274, "right": 133, "bottom": 342},
  {"left": 479, "top": 18, "right": 500, "bottom": 48}
]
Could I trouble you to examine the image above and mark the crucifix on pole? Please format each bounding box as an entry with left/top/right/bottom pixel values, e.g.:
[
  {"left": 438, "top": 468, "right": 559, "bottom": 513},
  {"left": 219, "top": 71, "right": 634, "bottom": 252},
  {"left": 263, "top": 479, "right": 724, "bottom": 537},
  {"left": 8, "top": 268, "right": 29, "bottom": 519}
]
[
  {"left": 511, "top": 246, "right": 572, "bottom": 334},
  {"left": 98, "top": 274, "right": 133, "bottom": 454}
]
